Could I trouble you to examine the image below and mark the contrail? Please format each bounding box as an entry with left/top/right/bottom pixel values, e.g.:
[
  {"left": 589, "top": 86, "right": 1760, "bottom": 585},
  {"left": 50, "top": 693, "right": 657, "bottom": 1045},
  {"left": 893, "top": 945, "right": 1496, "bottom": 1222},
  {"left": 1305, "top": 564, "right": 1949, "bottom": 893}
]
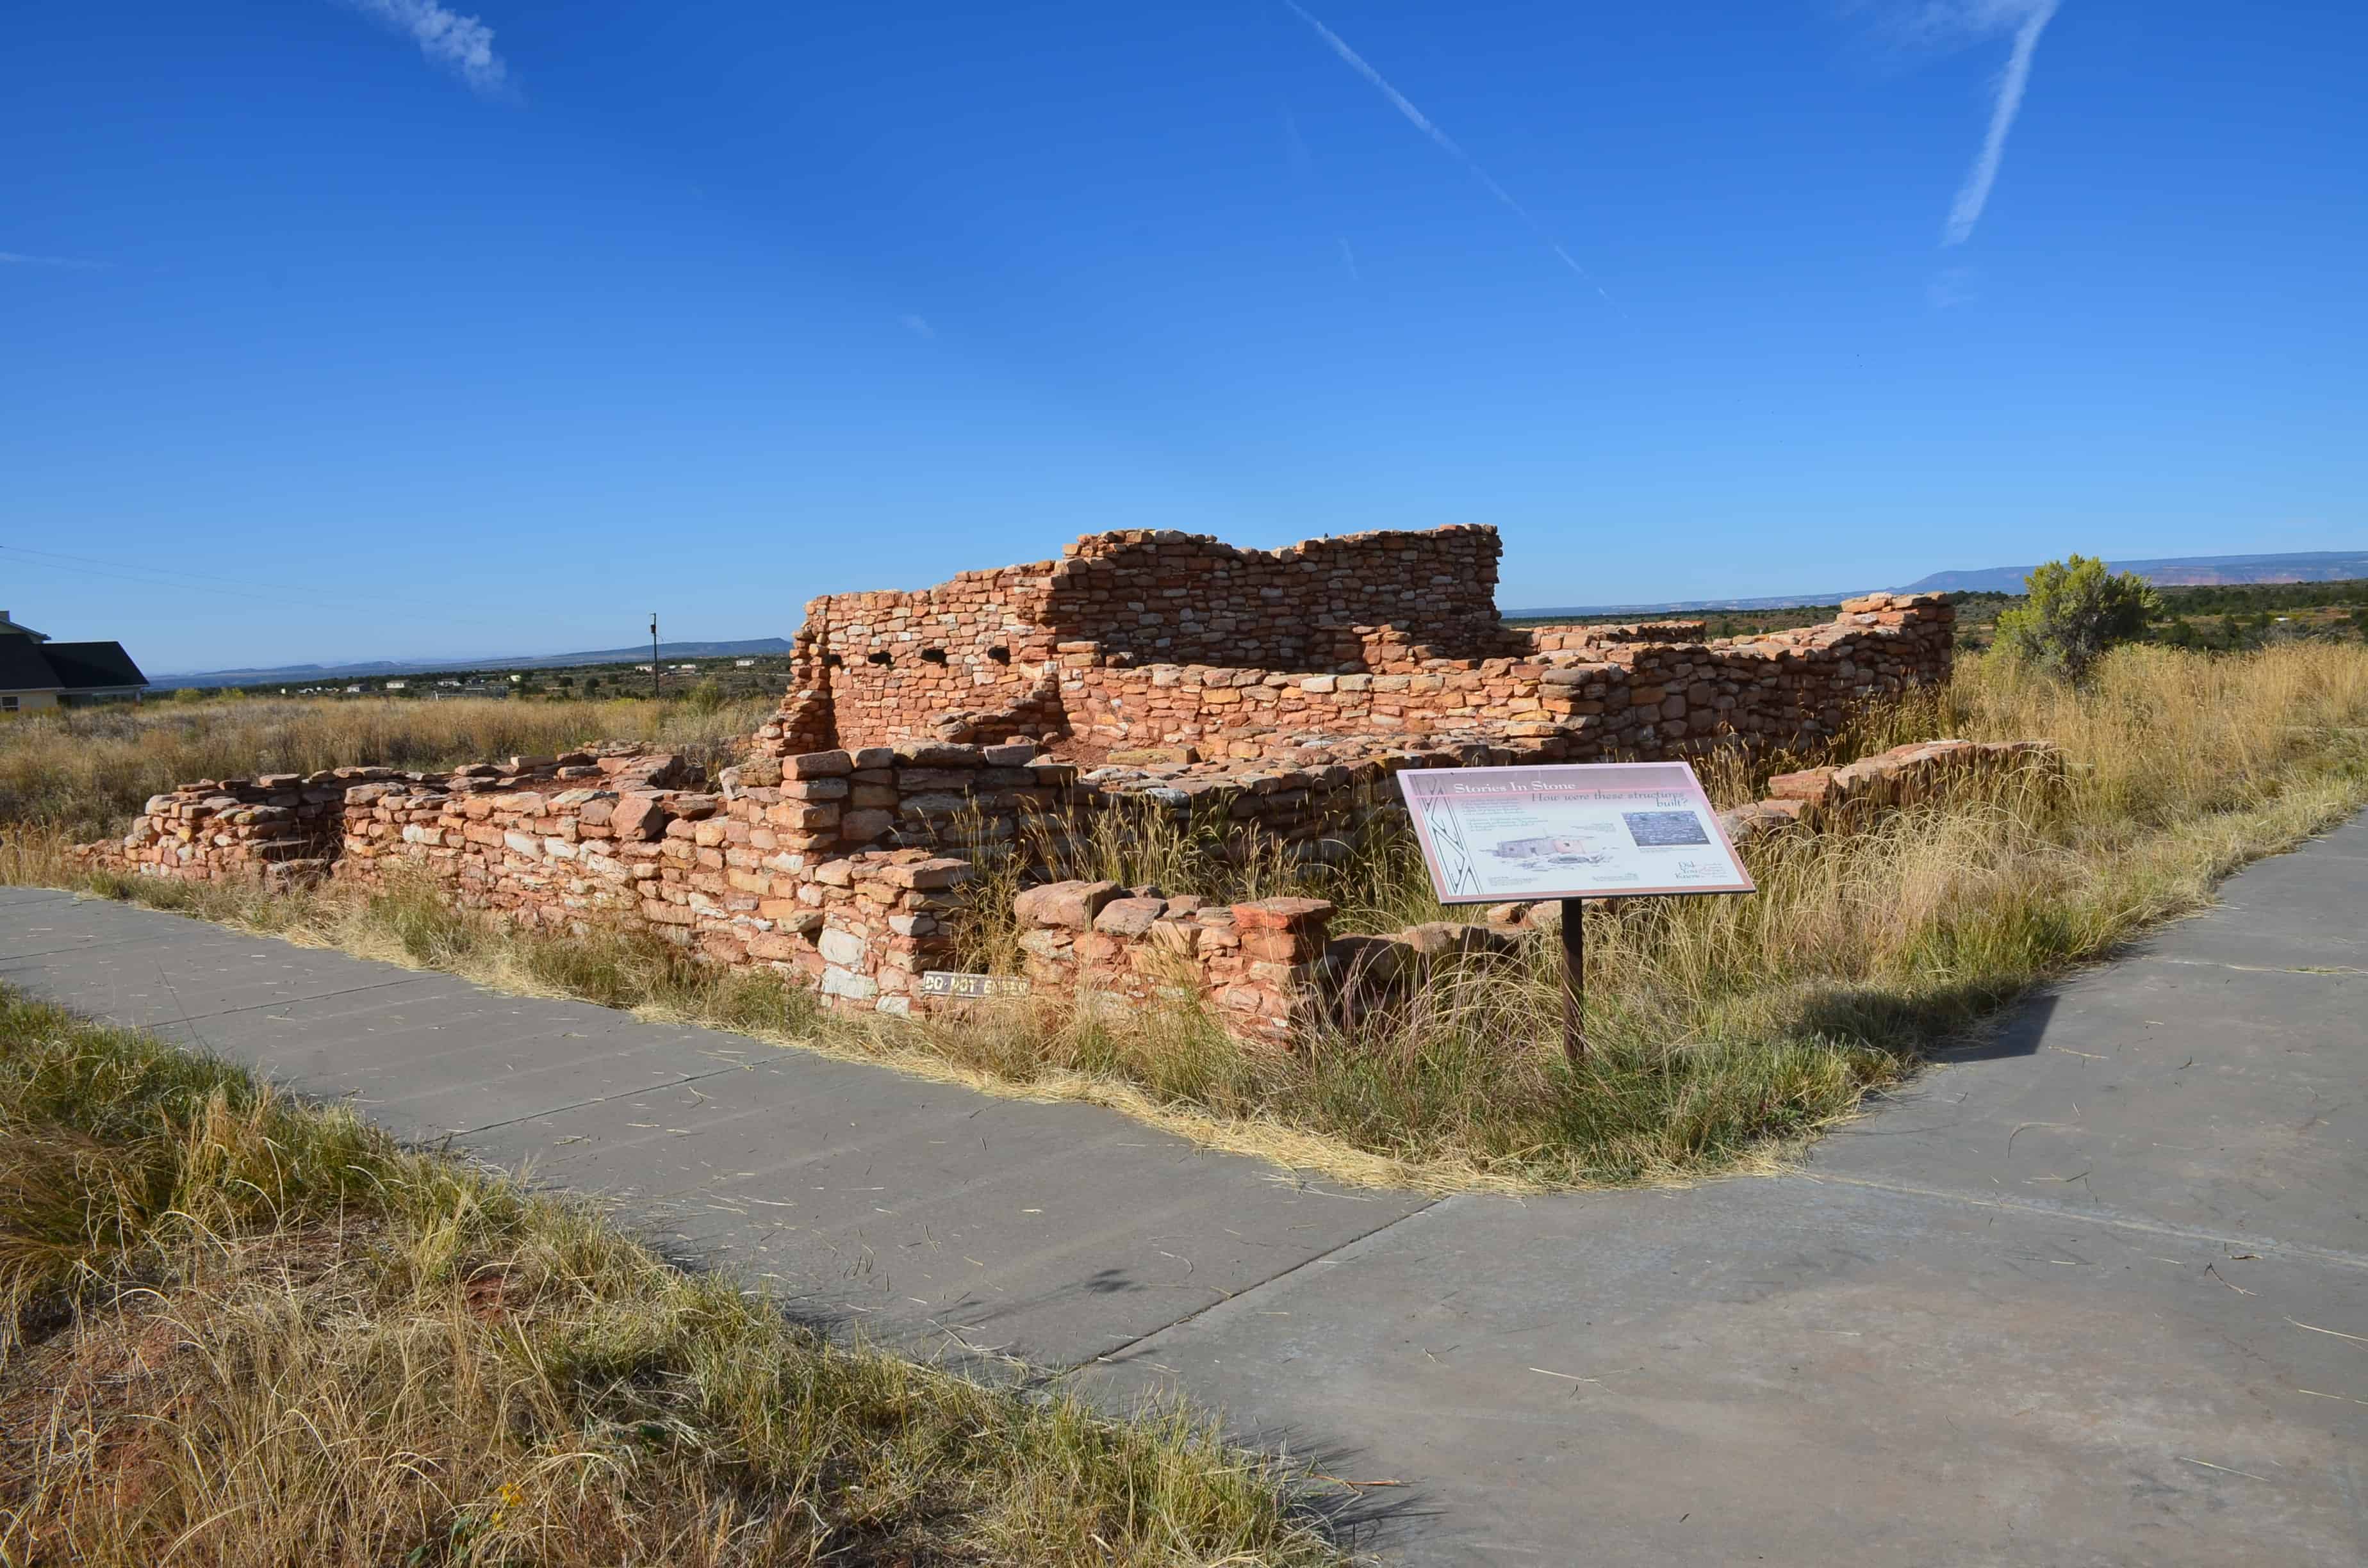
[
  {"left": 1283, "top": 1, "right": 1608, "bottom": 300},
  {"left": 1936, "top": 0, "right": 2060, "bottom": 245},
  {"left": 334, "top": 0, "right": 511, "bottom": 98}
]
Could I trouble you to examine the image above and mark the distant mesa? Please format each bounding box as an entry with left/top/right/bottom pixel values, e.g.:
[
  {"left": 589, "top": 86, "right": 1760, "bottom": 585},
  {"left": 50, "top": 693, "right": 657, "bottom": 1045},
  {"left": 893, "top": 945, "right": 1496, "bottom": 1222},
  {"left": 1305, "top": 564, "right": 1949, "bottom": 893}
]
[
  {"left": 1515, "top": 550, "right": 2367, "bottom": 619},
  {"left": 1895, "top": 551, "right": 2368, "bottom": 595}
]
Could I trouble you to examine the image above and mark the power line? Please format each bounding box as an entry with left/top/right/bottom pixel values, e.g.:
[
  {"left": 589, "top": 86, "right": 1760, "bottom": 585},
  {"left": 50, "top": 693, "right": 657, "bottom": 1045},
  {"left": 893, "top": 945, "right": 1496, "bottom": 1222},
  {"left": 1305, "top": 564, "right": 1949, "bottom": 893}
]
[{"left": 0, "top": 546, "right": 498, "bottom": 628}]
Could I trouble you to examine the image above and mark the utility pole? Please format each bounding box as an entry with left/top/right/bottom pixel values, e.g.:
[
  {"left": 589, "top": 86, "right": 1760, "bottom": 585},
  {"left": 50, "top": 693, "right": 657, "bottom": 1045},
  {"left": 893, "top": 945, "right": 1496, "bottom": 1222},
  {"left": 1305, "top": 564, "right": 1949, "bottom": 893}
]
[{"left": 650, "top": 614, "right": 660, "bottom": 703}]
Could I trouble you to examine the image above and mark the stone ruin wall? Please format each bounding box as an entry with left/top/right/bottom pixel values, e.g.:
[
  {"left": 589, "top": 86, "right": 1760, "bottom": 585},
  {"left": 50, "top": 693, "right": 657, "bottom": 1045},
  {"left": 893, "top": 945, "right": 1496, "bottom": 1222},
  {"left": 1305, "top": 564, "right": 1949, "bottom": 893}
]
[
  {"left": 764, "top": 525, "right": 1507, "bottom": 753},
  {"left": 83, "top": 524, "right": 1975, "bottom": 1044}
]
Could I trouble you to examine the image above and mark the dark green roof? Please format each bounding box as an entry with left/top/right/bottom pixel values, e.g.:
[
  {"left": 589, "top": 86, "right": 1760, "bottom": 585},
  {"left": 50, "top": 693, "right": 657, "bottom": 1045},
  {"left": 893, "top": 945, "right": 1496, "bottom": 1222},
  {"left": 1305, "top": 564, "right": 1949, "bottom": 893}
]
[
  {"left": 37, "top": 641, "right": 149, "bottom": 691},
  {"left": 0, "top": 637, "right": 63, "bottom": 692},
  {"left": 0, "top": 638, "right": 149, "bottom": 694}
]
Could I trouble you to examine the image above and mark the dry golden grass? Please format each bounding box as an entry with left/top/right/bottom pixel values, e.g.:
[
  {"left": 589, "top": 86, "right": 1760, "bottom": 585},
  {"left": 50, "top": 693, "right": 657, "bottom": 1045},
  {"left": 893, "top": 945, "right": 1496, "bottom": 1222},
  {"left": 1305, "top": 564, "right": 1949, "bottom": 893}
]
[
  {"left": 0, "top": 695, "right": 773, "bottom": 840},
  {"left": 8, "top": 642, "right": 2366, "bottom": 1195},
  {"left": 0, "top": 988, "right": 1348, "bottom": 1567}
]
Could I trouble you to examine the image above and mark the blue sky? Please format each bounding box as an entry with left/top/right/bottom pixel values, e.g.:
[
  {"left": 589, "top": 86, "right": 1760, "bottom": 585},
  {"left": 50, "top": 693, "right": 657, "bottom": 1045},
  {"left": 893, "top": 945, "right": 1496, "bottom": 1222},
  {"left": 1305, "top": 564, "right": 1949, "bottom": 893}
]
[{"left": 4, "top": 1, "right": 2362, "bottom": 673}]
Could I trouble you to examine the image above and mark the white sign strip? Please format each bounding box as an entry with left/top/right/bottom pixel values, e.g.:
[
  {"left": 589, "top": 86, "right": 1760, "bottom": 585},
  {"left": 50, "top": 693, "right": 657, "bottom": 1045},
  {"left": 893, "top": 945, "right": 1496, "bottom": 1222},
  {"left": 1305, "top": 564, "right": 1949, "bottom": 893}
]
[{"left": 1396, "top": 761, "right": 1755, "bottom": 904}]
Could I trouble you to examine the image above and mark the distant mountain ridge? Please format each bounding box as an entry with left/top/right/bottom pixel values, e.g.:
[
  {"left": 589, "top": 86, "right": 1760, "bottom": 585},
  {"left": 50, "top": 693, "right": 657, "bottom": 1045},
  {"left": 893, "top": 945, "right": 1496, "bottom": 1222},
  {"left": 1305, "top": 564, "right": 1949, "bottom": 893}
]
[
  {"left": 1515, "top": 550, "right": 2367, "bottom": 619},
  {"left": 155, "top": 637, "right": 795, "bottom": 688},
  {"left": 1895, "top": 551, "right": 2368, "bottom": 595}
]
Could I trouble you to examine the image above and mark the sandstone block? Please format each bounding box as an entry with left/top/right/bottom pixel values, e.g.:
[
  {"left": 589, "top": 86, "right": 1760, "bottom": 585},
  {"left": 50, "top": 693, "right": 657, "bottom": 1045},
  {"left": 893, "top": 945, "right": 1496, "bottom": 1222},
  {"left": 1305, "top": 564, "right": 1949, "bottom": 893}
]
[
  {"left": 611, "top": 794, "right": 671, "bottom": 841},
  {"left": 882, "top": 856, "right": 970, "bottom": 890},
  {"left": 787, "top": 749, "right": 855, "bottom": 779},
  {"left": 1092, "top": 896, "right": 1168, "bottom": 938},
  {"left": 1231, "top": 896, "right": 1334, "bottom": 933},
  {"left": 839, "top": 809, "right": 896, "bottom": 842},
  {"left": 819, "top": 965, "right": 878, "bottom": 1000},
  {"left": 1015, "top": 879, "right": 1122, "bottom": 930}
]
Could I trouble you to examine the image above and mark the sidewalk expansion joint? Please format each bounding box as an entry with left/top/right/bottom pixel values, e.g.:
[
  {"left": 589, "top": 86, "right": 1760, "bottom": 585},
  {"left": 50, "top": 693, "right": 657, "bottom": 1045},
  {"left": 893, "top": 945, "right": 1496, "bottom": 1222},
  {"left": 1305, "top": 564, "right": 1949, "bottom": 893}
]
[
  {"left": 167, "top": 975, "right": 430, "bottom": 1024},
  {"left": 1082, "top": 1195, "right": 1444, "bottom": 1369},
  {"left": 2139, "top": 955, "right": 2362, "bottom": 977},
  {"left": 448, "top": 1063, "right": 768, "bottom": 1138},
  {"left": 1807, "top": 1172, "right": 2368, "bottom": 1272}
]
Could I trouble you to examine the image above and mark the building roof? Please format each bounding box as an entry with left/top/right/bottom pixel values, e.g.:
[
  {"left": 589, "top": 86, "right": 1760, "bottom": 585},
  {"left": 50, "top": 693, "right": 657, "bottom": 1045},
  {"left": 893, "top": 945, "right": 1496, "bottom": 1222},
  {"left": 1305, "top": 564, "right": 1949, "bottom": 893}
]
[
  {"left": 0, "top": 639, "right": 149, "bottom": 696},
  {"left": 0, "top": 610, "right": 51, "bottom": 642},
  {"left": 0, "top": 637, "right": 64, "bottom": 692},
  {"left": 39, "top": 641, "right": 149, "bottom": 690}
]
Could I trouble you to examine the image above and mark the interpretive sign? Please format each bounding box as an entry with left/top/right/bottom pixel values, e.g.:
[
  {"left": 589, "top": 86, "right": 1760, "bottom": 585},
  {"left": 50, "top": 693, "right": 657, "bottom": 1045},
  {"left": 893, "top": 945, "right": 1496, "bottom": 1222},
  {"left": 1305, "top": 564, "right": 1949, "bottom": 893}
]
[
  {"left": 918, "top": 971, "right": 1031, "bottom": 1000},
  {"left": 1395, "top": 762, "right": 1755, "bottom": 1063},
  {"left": 1396, "top": 761, "right": 1754, "bottom": 904}
]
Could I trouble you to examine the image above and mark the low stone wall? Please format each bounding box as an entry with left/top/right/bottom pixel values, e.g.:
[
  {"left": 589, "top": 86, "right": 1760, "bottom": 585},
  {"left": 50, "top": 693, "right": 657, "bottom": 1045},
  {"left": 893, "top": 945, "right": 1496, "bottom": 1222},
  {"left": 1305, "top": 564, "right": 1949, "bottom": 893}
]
[
  {"left": 1722, "top": 739, "right": 2067, "bottom": 839},
  {"left": 1009, "top": 884, "right": 1334, "bottom": 1045},
  {"left": 106, "top": 747, "right": 692, "bottom": 889},
  {"left": 108, "top": 772, "right": 356, "bottom": 885},
  {"left": 81, "top": 731, "right": 2064, "bottom": 1045}
]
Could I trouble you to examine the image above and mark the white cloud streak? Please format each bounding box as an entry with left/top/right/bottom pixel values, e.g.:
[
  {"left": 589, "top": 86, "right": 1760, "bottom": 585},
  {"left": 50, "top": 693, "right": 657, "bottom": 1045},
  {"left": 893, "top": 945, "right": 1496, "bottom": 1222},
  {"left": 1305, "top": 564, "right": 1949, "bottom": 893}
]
[
  {"left": 1283, "top": 1, "right": 1607, "bottom": 300},
  {"left": 1943, "top": 1, "right": 2059, "bottom": 245},
  {"left": 0, "top": 251, "right": 108, "bottom": 268},
  {"left": 1855, "top": 1, "right": 2063, "bottom": 245},
  {"left": 335, "top": 0, "right": 510, "bottom": 97}
]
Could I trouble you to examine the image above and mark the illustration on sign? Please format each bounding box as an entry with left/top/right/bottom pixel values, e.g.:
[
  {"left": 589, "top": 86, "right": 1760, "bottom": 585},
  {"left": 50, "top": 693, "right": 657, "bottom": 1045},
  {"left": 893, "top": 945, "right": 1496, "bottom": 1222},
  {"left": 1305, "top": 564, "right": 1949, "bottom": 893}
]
[
  {"left": 1397, "top": 762, "right": 1754, "bottom": 902},
  {"left": 917, "top": 971, "right": 1032, "bottom": 999}
]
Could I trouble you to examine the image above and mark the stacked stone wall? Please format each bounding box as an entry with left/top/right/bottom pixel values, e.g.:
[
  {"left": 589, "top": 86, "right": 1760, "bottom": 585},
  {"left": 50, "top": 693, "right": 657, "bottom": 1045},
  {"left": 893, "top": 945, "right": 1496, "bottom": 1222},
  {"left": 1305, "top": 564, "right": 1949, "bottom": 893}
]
[
  {"left": 77, "top": 527, "right": 1975, "bottom": 1047},
  {"left": 774, "top": 525, "right": 1507, "bottom": 750},
  {"left": 1051, "top": 592, "right": 1952, "bottom": 760},
  {"left": 107, "top": 773, "right": 354, "bottom": 885}
]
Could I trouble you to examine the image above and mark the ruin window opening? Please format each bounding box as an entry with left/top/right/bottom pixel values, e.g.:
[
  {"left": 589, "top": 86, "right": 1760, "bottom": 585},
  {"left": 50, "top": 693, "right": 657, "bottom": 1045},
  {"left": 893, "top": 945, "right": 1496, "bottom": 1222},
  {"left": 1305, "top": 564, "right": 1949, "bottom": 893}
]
[
  {"left": 920, "top": 648, "right": 948, "bottom": 664},
  {"left": 866, "top": 651, "right": 892, "bottom": 666},
  {"left": 823, "top": 654, "right": 844, "bottom": 669},
  {"left": 987, "top": 646, "right": 1011, "bottom": 664}
]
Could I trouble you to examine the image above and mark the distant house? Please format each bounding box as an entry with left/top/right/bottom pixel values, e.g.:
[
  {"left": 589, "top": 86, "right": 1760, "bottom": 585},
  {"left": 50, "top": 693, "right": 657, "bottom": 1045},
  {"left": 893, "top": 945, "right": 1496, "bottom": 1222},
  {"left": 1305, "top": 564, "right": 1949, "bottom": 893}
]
[
  {"left": 0, "top": 610, "right": 149, "bottom": 714},
  {"left": 734, "top": 658, "right": 757, "bottom": 667}
]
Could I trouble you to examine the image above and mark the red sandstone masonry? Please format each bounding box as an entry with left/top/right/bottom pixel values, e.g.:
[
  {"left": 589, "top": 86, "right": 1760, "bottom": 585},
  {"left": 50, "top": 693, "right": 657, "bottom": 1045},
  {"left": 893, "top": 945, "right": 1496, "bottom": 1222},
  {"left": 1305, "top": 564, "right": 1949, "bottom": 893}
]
[
  {"left": 762, "top": 525, "right": 1508, "bottom": 752},
  {"left": 78, "top": 527, "right": 1970, "bottom": 1043}
]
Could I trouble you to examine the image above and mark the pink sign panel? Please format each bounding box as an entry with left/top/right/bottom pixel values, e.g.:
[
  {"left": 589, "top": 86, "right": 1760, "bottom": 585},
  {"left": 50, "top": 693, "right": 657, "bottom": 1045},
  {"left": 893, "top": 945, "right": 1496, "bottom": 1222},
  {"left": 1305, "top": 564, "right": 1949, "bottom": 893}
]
[{"left": 1396, "top": 762, "right": 1755, "bottom": 904}]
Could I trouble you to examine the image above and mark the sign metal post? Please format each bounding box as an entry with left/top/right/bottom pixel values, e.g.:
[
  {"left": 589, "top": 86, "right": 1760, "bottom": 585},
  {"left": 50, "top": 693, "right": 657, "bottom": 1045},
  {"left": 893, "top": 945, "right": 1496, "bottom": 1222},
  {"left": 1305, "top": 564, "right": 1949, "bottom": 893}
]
[
  {"left": 1396, "top": 761, "right": 1755, "bottom": 1065},
  {"left": 1559, "top": 895, "right": 1584, "bottom": 1063}
]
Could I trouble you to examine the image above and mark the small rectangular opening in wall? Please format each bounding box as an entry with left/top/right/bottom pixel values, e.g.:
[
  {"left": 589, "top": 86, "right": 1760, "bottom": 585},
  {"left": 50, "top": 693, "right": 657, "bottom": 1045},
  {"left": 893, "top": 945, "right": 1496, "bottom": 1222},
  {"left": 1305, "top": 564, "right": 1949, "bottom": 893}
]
[
  {"left": 920, "top": 648, "right": 948, "bottom": 664},
  {"left": 866, "top": 651, "right": 892, "bottom": 666},
  {"left": 823, "top": 653, "right": 844, "bottom": 668},
  {"left": 987, "top": 646, "right": 1010, "bottom": 664}
]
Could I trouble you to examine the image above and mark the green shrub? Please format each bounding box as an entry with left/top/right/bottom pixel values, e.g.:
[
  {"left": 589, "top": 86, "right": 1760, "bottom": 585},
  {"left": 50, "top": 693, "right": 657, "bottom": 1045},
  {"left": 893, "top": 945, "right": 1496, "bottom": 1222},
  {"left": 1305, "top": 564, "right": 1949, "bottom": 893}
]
[{"left": 1994, "top": 555, "right": 2160, "bottom": 681}]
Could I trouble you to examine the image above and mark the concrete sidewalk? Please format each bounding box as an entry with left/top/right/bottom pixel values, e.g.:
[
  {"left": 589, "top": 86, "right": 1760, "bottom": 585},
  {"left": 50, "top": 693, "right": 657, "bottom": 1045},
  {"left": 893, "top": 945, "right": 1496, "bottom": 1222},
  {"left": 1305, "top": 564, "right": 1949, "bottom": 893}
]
[{"left": 4, "top": 816, "right": 2364, "bottom": 1565}]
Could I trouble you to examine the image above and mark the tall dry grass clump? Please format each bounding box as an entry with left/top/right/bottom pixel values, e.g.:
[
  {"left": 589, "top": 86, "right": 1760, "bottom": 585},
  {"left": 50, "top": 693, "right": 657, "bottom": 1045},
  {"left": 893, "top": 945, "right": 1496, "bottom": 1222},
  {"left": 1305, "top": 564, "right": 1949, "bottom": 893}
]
[
  {"left": 0, "top": 696, "right": 773, "bottom": 840},
  {"left": 0, "top": 988, "right": 1346, "bottom": 1567}
]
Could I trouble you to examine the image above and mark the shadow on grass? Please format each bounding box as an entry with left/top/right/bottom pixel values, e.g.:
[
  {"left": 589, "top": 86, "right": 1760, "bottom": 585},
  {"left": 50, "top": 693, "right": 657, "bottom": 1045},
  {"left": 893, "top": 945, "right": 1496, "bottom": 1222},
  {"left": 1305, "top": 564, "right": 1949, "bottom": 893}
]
[{"left": 1791, "top": 976, "right": 2058, "bottom": 1068}]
